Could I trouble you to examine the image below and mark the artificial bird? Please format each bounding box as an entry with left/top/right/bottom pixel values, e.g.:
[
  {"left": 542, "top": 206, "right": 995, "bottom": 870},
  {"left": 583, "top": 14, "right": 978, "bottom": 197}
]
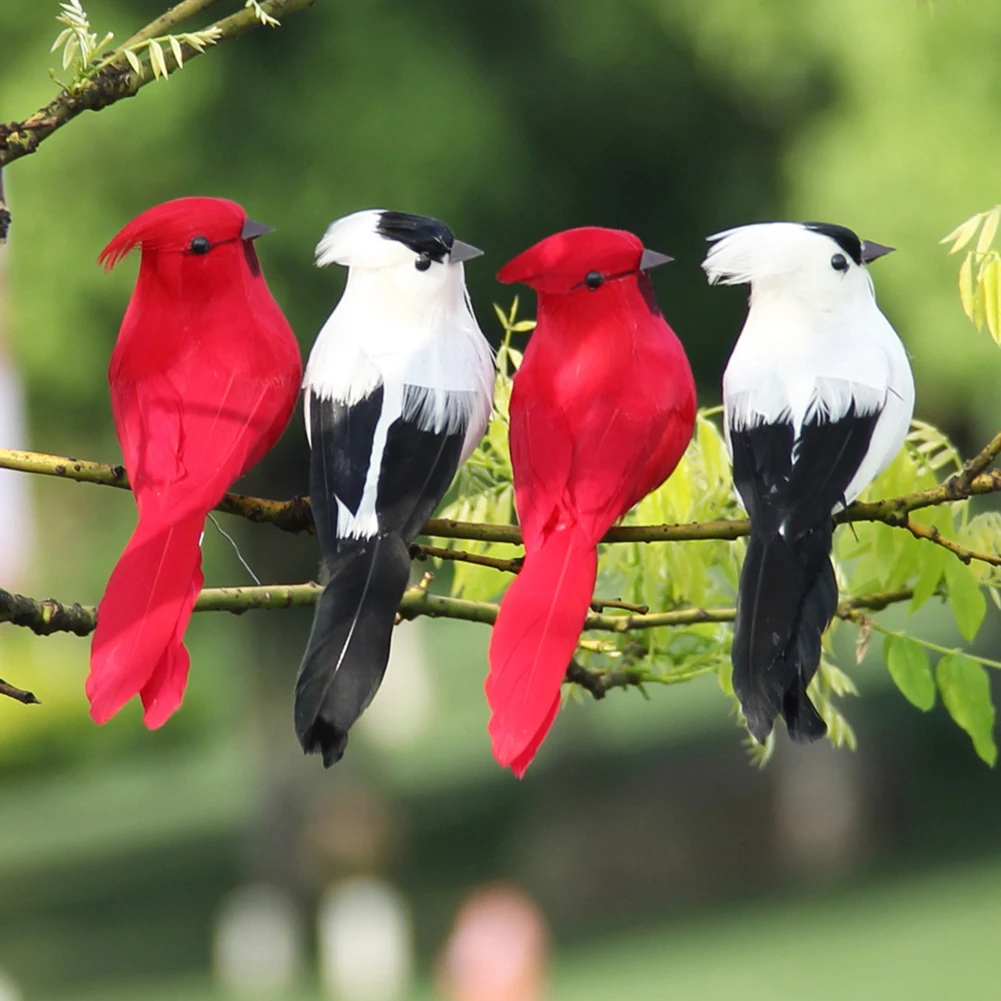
[
  {"left": 488, "top": 227, "right": 697, "bottom": 777},
  {"left": 88, "top": 196, "right": 302, "bottom": 727},
  {"left": 295, "top": 209, "right": 494, "bottom": 766},
  {"left": 702, "top": 221, "right": 915, "bottom": 744}
]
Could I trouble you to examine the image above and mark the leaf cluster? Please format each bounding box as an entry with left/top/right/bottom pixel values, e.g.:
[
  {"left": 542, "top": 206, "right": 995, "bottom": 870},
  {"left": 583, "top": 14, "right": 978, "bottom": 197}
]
[{"left": 943, "top": 207, "right": 1001, "bottom": 346}]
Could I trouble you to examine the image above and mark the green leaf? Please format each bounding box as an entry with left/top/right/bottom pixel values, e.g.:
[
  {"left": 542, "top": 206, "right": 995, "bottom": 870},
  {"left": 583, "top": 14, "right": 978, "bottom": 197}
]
[
  {"left": 884, "top": 635, "right": 935, "bottom": 711},
  {"left": 945, "top": 556, "right": 986, "bottom": 641},
  {"left": 983, "top": 255, "right": 1001, "bottom": 344},
  {"left": 62, "top": 34, "right": 78, "bottom": 70},
  {"left": 50, "top": 28, "right": 72, "bottom": 53},
  {"left": 148, "top": 39, "right": 168, "bottom": 79},
  {"left": 974, "top": 271, "right": 987, "bottom": 330},
  {"left": 977, "top": 207, "right": 1000, "bottom": 254},
  {"left": 819, "top": 659, "right": 859, "bottom": 698},
  {"left": 937, "top": 653, "right": 997, "bottom": 765},
  {"left": 959, "top": 252, "right": 975, "bottom": 323},
  {"left": 123, "top": 47, "right": 142, "bottom": 74},
  {"left": 169, "top": 35, "right": 184, "bottom": 69},
  {"left": 942, "top": 212, "right": 983, "bottom": 254}
]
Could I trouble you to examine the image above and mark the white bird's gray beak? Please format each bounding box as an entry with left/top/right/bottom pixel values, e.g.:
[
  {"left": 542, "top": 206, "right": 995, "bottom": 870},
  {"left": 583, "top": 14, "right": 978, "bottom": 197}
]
[
  {"left": 450, "top": 240, "right": 484, "bottom": 263},
  {"left": 860, "top": 240, "right": 894, "bottom": 263},
  {"left": 241, "top": 218, "right": 274, "bottom": 240},
  {"left": 640, "top": 248, "right": 674, "bottom": 270}
]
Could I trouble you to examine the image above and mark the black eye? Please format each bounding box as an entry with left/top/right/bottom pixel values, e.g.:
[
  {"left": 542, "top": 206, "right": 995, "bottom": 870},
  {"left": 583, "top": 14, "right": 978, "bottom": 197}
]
[
  {"left": 831, "top": 253, "right": 849, "bottom": 273},
  {"left": 415, "top": 256, "right": 432, "bottom": 272},
  {"left": 189, "top": 236, "right": 211, "bottom": 255},
  {"left": 584, "top": 271, "right": 604, "bottom": 290}
]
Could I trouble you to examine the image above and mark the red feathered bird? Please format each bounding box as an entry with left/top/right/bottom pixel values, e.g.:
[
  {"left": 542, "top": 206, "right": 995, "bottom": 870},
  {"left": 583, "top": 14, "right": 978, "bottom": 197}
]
[
  {"left": 487, "top": 227, "right": 697, "bottom": 776},
  {"left": 88, "top": 197, "right": 302, "bottom": 728}
]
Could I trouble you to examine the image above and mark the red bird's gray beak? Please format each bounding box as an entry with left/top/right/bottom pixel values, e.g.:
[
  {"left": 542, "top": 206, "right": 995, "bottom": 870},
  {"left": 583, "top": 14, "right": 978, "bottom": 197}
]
[
  {"left": 860, "top": 240, "right": 894, "bottom": 263},
  {"left": 450, "top": 240, "right": 484, "bottom": 264},
  {"left": 241, "top": 218, "right": 274, "bottom": 240},
  {"left": 640, "top": 248, "right": 674, "bottom": 271}
]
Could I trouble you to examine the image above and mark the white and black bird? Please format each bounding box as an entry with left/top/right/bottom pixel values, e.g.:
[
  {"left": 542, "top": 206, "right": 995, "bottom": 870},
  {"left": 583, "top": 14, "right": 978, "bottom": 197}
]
[
  {"left": 702, "top": 221, "right": 915, "bottom": 744},
  {"left": 296, "top": 209, "right": 494, "bottom": 766}
]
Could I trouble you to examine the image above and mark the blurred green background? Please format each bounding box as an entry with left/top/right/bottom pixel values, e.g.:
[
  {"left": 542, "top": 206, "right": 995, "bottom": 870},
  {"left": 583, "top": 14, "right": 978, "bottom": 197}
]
[{"left": 2, "top": 1, "right": 1001, "bottom": 999}]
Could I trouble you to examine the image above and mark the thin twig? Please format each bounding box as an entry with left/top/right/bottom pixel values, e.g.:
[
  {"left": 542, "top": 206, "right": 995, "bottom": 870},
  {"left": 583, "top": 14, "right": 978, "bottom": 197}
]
[
  {"left": 120, "top": 0, "right": 225, "bottom": 49},
  {"left": 837, "top": 587, "right": 915, "bottom": 618},
  {"left": 0, "top": 679, "right": 39, "bottom": 705},
  {"left": 951, "top": 428, "right": 1001, "bottom": 488},
  {"left": 590, "top": 597, "right": 650, "bottom": 614},
  {"left": 0, "top": 0, "right": 315, "bottom": 168},
  {"left": 565, "top": 659, "right": 646, "bottom": 699},
  {"left": 903, "top": 517, "right": 1001, "bottom": 567},
  {"left": 0, "top": 169, "right": 9, "bottom": 244},
  {"left": 0, "top": 449, "right": 313, "bottom": 532},
  {"left": 411, "top": 543, "right": 522, "bottom": 574}
]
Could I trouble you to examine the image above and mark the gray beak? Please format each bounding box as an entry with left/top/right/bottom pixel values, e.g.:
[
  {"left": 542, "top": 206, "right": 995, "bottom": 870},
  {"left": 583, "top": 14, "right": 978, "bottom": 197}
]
[
  {"left": 241, "top": 218, "right": 274, "bottom": 240},
  {"left": 640, "top": 248, "right": 674, "bottom": 271},
  {"left": 450, "top": 239, "right": 484, "bottom": 264},
  {"left": 860, "top": 239, "right": 894, "bottom": 264}
]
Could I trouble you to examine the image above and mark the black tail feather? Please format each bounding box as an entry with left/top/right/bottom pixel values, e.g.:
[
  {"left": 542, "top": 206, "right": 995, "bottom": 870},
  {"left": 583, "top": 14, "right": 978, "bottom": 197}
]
[
  {"left": 732, "top": 522, "right": 836, "bottom": 744},
  {"left": 294, "top": 531, "right": 411, "bottom": 767}
]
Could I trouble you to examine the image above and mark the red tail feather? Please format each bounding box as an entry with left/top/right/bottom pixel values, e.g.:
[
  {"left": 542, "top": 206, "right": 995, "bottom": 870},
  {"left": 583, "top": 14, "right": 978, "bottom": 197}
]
[
  {"left": 487, "top": 528, "right": 597, "bottom": 775},
  {"left": 87, "top": 510, "right": 205, "bottom": 727}
]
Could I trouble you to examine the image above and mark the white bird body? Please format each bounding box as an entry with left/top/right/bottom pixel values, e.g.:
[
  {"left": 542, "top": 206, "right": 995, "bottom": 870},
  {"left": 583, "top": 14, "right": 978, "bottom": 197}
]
[
  {"left": 296, "top": 209, "right": 494, "bottom": 766},
  {"left": 703, "top": 220, "right": 915, "bottom": 742},
  {"left": 722, "top": 279, "right": 913, "bottom": 506}
]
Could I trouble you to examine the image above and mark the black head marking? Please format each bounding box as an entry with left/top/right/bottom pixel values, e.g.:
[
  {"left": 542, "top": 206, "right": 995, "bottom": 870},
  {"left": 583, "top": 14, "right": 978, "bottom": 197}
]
[
  {"left": 376, "top": 211, "right": 454, "bottom": 264},
  {"left": 803, "top": 222, "right": 863, "bottom": 266}
]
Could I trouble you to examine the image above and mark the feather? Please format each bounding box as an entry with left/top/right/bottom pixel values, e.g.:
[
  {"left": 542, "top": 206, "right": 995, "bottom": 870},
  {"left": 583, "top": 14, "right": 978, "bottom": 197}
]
[
  {"left": 487, "top": 527, "right": 597, "bottom": 775},
  {"left": 89, "top": 197, "right": 302, "bottom": 729},
  {"left": 297, "top": 209, "right": 494, "bottom": 765},
  {"left": 709, "top": 220, "right": 916, "bottom": 745},
  {"left": 88, "top": 510, "right": 204, "bottom": 726},
  {"left": 295, "top": 532, "right": 412, "bottom": 766},
  {"left": 489, "top": 227, "right": 697, "bottom": 774}
]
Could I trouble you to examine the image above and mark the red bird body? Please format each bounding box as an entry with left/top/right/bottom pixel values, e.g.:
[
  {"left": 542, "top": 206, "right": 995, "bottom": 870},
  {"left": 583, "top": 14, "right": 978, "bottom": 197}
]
[
  {"left": 488, "top": 227, "right": 696, "bottom": 775},
  {"left": 88, "top": 197, "right": 302, "bottom": 728}
]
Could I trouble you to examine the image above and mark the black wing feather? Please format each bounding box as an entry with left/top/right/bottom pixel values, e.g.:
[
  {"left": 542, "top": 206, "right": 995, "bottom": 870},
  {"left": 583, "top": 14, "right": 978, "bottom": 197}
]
[
  {"left": 296, "top": 387, "right": 469, "bottom": 766},
  {"left": 730, "top": 403, "right": 880, "bottom": 743},
  {"left": 307, "top": 387, "right": 384, "bottom": 549}
]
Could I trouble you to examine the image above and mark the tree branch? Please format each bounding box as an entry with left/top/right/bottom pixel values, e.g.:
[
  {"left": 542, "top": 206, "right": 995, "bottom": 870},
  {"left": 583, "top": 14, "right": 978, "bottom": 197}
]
[
  {"left": 0, "top": 582, "right": 918, "bottom": 639},
  {"left": 0, "top": 448, "right": 313, "bottom": 532},
  {"left": 0, "top": 169, "right": 9, "bottom": 243},
  {"left": 0, "top": 679, "right": 39, "bottom": 705},
  {"left": 119, "top": 0, "right": 225, "bottom": 50},
  {"left": 0, "top": 0, "right": 315, "bottom": 169},
  {"left": 7, "top": 448, "right": 1001, "bottom": 553},
  {"left": 953, "top": 428, "right": 1001, "bottom": 489},
  {"left": 0, "top": 578, "right": 920, "bottom": 703},
  {"left": 565, "top": 658, "right": 651, "bottom": 699},
  {"left": 902, "top": 516, "right": 1001, "bottom": 567}
]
